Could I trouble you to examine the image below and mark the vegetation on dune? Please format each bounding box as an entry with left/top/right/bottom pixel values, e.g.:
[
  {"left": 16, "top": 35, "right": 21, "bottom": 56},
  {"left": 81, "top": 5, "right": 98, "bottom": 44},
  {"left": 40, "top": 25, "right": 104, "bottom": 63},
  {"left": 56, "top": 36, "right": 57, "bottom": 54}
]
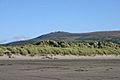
[{"left": 0, "top": 40, "right": 120, "bottom": 56}]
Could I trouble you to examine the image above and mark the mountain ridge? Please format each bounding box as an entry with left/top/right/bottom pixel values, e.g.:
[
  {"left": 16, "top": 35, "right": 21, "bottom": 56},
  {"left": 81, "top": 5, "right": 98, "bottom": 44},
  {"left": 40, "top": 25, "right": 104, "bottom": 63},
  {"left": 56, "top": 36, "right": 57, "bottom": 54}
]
[{"left": 5, "top": 30, "right": 120, "bottom": 45}]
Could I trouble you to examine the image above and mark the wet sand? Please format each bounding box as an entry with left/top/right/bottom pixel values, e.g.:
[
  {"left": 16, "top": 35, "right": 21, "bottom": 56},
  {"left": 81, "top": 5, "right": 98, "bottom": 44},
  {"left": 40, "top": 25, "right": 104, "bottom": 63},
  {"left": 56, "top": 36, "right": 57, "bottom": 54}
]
[{"left": 0, "top": 59, "right": 120, "bottom": 80}]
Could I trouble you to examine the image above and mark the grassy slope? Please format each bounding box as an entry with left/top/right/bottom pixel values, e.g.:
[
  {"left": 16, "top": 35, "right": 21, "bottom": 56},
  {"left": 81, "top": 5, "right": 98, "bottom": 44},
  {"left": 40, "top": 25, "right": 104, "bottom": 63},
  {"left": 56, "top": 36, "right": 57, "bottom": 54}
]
[{"left": 0, "top": 40, "right": 120, "bottom": 56}]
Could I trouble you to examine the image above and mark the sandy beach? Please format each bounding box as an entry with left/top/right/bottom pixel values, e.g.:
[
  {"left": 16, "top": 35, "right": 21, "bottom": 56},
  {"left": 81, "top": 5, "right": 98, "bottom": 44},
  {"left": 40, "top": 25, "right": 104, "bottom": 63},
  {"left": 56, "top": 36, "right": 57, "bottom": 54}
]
[
  {"left": 0, "top": 55, "right": 120, "bottom": 80},
  {"left": 0, "top": 59, "right": 120, "bottom": 80}
]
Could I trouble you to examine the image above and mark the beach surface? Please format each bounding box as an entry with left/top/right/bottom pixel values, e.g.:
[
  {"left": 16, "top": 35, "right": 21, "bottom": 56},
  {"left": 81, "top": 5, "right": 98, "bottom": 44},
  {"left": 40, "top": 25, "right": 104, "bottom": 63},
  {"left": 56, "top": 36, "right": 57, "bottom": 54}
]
[
  {"left": 0, "top": 55, "right": 120, "bottom": 60},
  {"left": 0, "top": 59, "right": 120, "bottom": 80}
]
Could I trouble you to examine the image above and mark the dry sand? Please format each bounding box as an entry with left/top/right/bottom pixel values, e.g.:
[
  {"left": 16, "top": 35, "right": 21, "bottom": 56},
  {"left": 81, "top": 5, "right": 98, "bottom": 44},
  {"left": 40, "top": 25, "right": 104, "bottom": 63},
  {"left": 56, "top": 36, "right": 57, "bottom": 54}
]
[
  {"left": 0, "top": 59, "right": 120, "bottom": 80},
  {"left": 0, "top": 54, "right": 120, "bottom": 60}
]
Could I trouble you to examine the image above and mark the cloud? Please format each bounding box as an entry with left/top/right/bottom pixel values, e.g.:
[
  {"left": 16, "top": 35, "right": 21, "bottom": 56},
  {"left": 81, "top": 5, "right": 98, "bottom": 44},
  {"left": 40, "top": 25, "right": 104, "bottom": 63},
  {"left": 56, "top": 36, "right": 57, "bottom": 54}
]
[
  {"left": 0, "top": 40, "right": 7, "bottom": 44},
  {"left": 13, "top": 36, "right": 30, "bottom": 41},
  {"left": 0, "top": 36, "right": 30, "bottom": 44}
]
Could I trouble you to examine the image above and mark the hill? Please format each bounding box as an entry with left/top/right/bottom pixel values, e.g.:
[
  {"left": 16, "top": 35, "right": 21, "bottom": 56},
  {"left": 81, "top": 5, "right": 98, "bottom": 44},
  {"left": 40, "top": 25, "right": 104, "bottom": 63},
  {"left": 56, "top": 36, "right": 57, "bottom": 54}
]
[
  {"left": 1, "top": 30, "right": 120, "bottom": 56},
  {"left": 5, "top": 30, "right": 120, "bottom": 45}
]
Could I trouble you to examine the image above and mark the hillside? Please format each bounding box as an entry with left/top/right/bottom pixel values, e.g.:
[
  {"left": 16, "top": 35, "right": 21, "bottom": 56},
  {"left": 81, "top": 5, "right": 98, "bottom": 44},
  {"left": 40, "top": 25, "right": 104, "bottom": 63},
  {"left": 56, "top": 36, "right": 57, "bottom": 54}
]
[
  {"left": 0, "top": 30, "right": 120, "bottom": 56},
  {"left": 5, "top": 31, "right": 120, "bottom": 45},
  {"left": 34, "top": 31, "right": 120, "bottom": 41}
]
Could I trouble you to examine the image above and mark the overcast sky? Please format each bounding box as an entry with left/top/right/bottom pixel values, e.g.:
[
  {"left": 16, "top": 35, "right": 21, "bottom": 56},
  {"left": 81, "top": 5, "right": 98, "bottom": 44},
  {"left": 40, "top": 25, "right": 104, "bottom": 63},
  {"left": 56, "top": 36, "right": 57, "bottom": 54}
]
[{"left": 0, "top": 0, "right": 120, "bottom": 43}]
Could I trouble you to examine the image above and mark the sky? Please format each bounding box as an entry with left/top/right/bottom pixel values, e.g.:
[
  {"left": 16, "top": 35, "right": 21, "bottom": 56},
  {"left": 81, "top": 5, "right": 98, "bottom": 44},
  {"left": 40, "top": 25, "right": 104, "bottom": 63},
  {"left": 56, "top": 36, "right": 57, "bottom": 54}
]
[{"left": 0, "top": 0, "right": 120, "bottom": 43}]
